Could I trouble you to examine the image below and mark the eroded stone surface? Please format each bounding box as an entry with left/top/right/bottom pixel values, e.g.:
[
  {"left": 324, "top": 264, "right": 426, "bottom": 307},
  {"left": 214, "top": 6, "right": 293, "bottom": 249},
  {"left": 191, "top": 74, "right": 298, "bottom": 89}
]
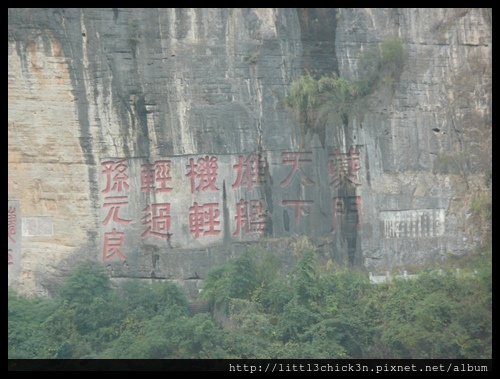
[{"left": 8, "top": 8, "right": 491, "bottom": 296}]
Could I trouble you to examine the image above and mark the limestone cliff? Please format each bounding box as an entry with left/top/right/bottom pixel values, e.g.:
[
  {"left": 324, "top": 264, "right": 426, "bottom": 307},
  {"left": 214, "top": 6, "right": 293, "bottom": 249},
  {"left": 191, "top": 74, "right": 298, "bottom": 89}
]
[{"left": 8, "top": 8, "right": 491, "bottom": 296}]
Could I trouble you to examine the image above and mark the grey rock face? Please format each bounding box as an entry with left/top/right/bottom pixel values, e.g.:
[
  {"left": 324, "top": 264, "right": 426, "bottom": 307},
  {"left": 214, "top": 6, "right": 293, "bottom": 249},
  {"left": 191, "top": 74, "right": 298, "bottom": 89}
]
[{"left": 8, "top": 8, "right": 491, "bottom": 296}]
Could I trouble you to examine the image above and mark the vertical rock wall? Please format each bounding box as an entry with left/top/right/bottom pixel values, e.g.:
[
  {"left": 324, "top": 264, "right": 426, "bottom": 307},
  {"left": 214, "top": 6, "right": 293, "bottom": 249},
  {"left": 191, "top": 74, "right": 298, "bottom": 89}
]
[{"left": 8, "top": 8, "right": 491, "bottom": 296}]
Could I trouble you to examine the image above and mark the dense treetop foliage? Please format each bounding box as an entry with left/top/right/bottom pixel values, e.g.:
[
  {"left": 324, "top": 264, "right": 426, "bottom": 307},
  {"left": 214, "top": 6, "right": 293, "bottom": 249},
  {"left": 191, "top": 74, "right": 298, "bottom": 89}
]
[{"left": 9, "top": 243, "right": 491, "bottom": 359}]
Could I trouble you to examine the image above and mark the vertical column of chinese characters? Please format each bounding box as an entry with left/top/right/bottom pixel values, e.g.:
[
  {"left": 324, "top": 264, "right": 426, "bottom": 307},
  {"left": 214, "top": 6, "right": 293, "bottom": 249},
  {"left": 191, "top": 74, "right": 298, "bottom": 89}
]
[
  {"left": 231, "top": 153, "right": 268, "bottom": 238},
  {"left": 328, "top": 146, "right": 363, "bottom": 232},
  {"left": 140, "top": 160, "right": 174, "bottom": 241},
  {"left": 279, "top": 152, "right": 315, "bottom": 227},
  {"left": 329, "top": 149, "right": 347, "bottom": 232},
  {"left": 101, "top": 160, "right": 132, "bottom": 262},
  {"left": 8, "top": 206, "right": 16, "bottom": 266},
  {"left": 186, "top": 156, "right": 221, "bottom": 239}
]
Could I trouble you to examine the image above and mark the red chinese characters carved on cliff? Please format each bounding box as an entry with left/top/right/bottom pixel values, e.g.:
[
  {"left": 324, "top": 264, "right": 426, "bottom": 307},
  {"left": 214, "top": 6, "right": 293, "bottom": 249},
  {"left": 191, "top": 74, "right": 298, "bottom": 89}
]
[
  {"left": 102, "top": 160, "right": 130, "bottom": 194},
  {"left": 332, "top": 196, "right": 362, "bottom": 231},
  {"left": 186, "top": 156, "right": 220, "bottom": 193},
  {"left": 281, "top": 200, "right": 313, "bottom": 225},
  {"left": 328, "top": 146, "right": 361, "bottom": 189},
  {"left": 280, "top": 152, "right": 314, "bottom": 188},
  {"left": 103, "top": 228, "right": 127, "bottom": 262},
  {"left": 141, "top": 203, "right": 172, "bottom": 240},
  {"left": 232, "top": 154, "right": 266, "bottom": 191},
  {"left": 141, "top": 160, "right": 173, "bottom": 193},
  {"left": 102, "top": 196, "right": 132, "bottom": 226},
  {"left": 101, "top": 159, "right": 131, "bottom": 262},
  {"left": 188, "top": 202, "right": 221, "bottom": 238},
  {"left": 233, "top": 199, "right": 267, "bottom": 236}
]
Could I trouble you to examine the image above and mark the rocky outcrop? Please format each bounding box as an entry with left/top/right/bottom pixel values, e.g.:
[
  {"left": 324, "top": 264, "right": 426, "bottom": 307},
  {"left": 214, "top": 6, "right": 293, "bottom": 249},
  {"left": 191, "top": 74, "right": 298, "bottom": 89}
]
[{"left": 8, "top": 8, "right": 491, "bottom": 296}]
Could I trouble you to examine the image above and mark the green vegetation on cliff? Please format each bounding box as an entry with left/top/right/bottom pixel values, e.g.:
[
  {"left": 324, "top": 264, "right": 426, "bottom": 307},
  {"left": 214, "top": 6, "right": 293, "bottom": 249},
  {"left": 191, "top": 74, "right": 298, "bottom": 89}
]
[
  {"left": 8, "top": 245, "right": 491, "bottom": 359},
  {"left": 285, "top": 37, "right": 405, "bottom": 144}
]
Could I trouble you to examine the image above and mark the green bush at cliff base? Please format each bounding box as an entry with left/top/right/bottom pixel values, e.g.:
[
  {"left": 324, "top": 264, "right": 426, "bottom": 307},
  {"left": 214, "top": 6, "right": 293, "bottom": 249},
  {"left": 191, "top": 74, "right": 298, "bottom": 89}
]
[{"left": 8, "top": 243, "right": 491, "bottom": 359}]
